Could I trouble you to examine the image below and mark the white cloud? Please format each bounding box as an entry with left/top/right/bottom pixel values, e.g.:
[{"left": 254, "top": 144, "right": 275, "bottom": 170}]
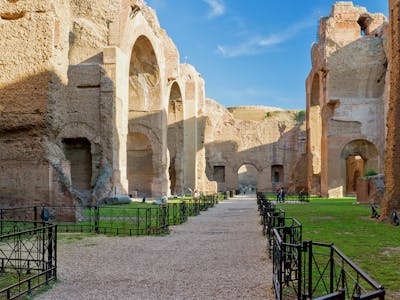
[
  {"left": 203, "top": 0, "right": 225, "bottom": 19},
  {"left": 217, "top": 20, "right": 315, "bottom": 58}
]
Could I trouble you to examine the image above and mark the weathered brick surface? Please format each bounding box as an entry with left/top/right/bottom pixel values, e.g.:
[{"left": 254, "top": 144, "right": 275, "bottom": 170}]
[
  {"left": 306, "top": 2, "right": 388, "bottom": 197},
  {"left": 382, "top": 0, "right": 400, "bottom": 218}
]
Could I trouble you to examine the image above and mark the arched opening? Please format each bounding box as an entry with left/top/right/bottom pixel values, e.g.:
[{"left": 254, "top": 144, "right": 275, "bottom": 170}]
[
  {"left": 341, "top": 140, "right": 379, "bottom": 194},
  {"left": 129, "top": 35, "right": 161, "bottom": 111},
  {"left": 271, "top": 164, "right": 284, "bottom": 187},
  {"left": 127, "top": 133, "right": 154, "bottom": 197},
  {"left": 357, "top": 15, "right": 370, "bottom": 36},
  {"left": 238, "top": 164, "right": 258, "bottom": 194},
  {"left": 309, "top": 73, "right": 322, "bottom": 194},
  {"left": 168, "top": 82, "right": 184, "bottom": 195},
  {"left": 346, "top": 155, "right": 364, "bottom": 193},
  {"left": 127, "top": 35, "right": 161, "bottom": 197},
  {"left": 62, "top": 138, "right": 92, "bottom": 190}
]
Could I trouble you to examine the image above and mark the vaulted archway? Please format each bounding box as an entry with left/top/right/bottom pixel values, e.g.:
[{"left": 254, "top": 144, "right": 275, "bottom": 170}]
[
  {"left": 126, "top": 35, "right": 161, "bottom": 197},
  {"left": 238, "top": 164, "right": 258, "bottom": 194},
  {"left": 341, "top": 139, "right": 378, "bottom": 195},
  {"left": 168, "top": 82, "right": 184, "bottom": 195}
]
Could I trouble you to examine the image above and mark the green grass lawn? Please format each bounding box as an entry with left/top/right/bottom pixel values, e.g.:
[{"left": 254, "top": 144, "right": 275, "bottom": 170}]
[
  {"left": 277, "top": 198, "right": 400, "bottom": 296},
  {"left": 57, "top": 198, "right": 218, "bottom": 236}
]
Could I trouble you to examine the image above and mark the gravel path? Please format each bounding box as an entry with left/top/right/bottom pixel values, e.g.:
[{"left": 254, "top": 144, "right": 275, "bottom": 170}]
[{"left": 37, "top": 196, "right": 272, "bottom": 300}]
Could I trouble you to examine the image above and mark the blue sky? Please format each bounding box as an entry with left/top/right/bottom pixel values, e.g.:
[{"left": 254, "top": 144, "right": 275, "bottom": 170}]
[{"left": 146, "top": 0, "right": 388, "bottom": 110}]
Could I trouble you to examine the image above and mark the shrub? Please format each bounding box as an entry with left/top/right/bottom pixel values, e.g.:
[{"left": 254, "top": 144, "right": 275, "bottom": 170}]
[
  {"left": 364, "top": 169, "right": 378, "bottom": 177},
  {"left": 294, "top": 110, "right": 306, "bottom": 123},
  {"left": 264, "top": 112, "right": 272, "bottom": 119}
]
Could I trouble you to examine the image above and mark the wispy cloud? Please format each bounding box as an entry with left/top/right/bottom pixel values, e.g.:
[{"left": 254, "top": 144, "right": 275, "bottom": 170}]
[
  {"left": 203, "top": 0, "right": 225, "bottom": 19},
  {"left": 217, "top": 20, "right": 315, "bottom": 58}
]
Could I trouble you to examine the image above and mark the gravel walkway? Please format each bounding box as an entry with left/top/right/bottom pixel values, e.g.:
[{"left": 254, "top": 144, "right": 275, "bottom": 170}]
[{"left": 37, "top": 196, "right": 272, "bottom": 300}]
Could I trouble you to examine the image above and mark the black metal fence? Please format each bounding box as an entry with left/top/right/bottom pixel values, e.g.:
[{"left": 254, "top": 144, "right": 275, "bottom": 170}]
[
  {"left": 0, "top": 194, "right": 220, "bottom": 237},
  {"left": 0, "top": 222, "right": 57, "bottom": 299},
  {"left": 257, "top": 191, "right": 309, "bottom": 203},
  {"left": 258, "top": 196, "right": 385, "bottom": 300},
  {"left": 168, "top": 195, "right": 219, "bottom": 226},
  {"left": 301, "top": 241, "right": 385, "bottom": 300}
]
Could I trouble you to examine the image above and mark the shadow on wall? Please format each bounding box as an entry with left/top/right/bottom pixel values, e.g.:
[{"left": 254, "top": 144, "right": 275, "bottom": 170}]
[
  {"left": 204, "top": 125, "right": 307, "bottom": 194},
  {"left": 0, "top": 71, "right": 76, "bottom": 207},
  {"left": 0, "top": 69, "right": 210, "bottom": 205}
]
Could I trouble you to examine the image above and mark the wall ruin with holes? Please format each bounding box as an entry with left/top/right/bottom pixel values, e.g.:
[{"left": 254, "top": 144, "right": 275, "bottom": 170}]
[
  {"left": 0, "top": 0, "right": 215, "bottom": 207},
  {"left": 204, "top": 100, "right": 307, "bottom": 193},
  {"left": 306, "top": 2, "right": 388, "bottom": 198}
]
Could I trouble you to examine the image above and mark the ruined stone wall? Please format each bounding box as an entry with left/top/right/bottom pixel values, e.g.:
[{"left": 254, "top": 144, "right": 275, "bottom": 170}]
[
  {"left": 205, "top": 100, "right": 306, "bottom": 193},
  {"left": 382, "top": 0, "right": 400, "bottom": 218},
  {"left": 0, "top": 0, "right": 73, "bottom": 206},
  {"left": 0, "top": 0, "right": 213, "bottom": 205},
  {"left": 306, "top": 2, "right": 388, "bottom": 197}
]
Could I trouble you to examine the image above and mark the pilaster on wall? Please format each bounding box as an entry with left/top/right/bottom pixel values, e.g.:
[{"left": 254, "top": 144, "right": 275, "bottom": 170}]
[
  {"left": 102, "top": 46, "right": 129, "bottom": 195},
  {"left": 183, "top": 86, "right": 198, "bottom": 192}
]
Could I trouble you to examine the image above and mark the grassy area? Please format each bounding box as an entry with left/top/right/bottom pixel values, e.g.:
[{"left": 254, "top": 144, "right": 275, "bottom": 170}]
[
  {"left": 277, "top": 198, "right": 400, "bottom": 295},
  {"left": 57, "top": 197, "right": 219, "bottom": 236}
]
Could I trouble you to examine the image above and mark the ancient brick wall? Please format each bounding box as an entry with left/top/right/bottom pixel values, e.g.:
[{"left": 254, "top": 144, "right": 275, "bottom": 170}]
[
  {"left": 204, "top": 100, "right": 306, "bottom": 193},
  {"left": 306, "top": 2, "right": 388, "bottom": 197},
  {"left": 382, "top": 0, "right": 400, "bottom": 218}
]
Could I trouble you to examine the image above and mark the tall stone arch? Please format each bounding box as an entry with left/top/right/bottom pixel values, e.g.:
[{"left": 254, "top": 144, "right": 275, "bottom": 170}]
[
  {"left": 102, "top": 5, "right": 169, "bottom": 198},
  {"left": 167, "top": 81, "right": 184, "bottom": 195}
]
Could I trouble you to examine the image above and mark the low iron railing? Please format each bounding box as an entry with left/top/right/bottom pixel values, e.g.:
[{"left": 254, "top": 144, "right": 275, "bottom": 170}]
[
  {"left": 0, "top": 194, "right": 220, "bottom": 236},
  {"left": 301, "top": 241, "right": 385, "bottom": 300},
  {"left": 259, "top": 196, "right": 385, "bottom": 300},
  {"left": 0, "top": 222, "right": 57, "bottom": 299}
]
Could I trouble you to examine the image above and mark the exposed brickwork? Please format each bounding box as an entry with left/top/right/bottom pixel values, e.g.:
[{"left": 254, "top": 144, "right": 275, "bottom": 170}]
[{"left": 382, "top": 0, "right": 400, "bottom": 218}]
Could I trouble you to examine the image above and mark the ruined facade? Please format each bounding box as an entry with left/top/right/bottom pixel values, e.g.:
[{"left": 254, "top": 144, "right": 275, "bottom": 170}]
[
  {"left": 306, "top": 2, "right": 388, "bottom": 197},
  {"left": 382, "top": 0, "right": 400, "bottom": 218},
  {"left": 204, "top": 101, "right": 307, "bottom": 193},
  {"left": 0, "top": 0, "right": 214, "bottom": 207}
]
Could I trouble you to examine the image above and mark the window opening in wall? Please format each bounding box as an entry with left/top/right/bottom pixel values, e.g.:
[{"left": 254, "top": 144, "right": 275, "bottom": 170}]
[
  {"left": 271, "top": 165, "right": 284, "bottom": 184},
  {"left": 357, "top": 16, "right": 369, "bottom": 36},
  {"left": 274, "top": 171, "right": 280, "bottom": 183},
  {"left": 62, "top": 138, "right": 92, "bottom": 190},
  {"left": 213, "top": 166, "right": 225, "bottom": 183}
]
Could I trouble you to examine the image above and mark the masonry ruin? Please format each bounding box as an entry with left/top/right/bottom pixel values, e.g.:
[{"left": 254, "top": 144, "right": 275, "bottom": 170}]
[
  {"left": 306, "top": 2, "right": 388, "bottom": 198},
  {"left": 382, "top": 0, "right": 400, "bottom": 218},
  {"left": 204, "top": 103, "right": 306, "bottom": 193},
  {"left": 1, "top": 0, "right": 399, "bottom": 220},
  {"left": 0, "top": 0, "right": 215, "bottom": 208}
]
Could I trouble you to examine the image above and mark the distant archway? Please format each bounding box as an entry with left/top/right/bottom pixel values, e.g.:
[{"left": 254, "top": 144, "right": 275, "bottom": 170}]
[
  {"left": 341, "top": 139, "right": 378, "bottom": 194},
  {"left": 238, "top": 164, "right": 258, "bottom": 194},
  {"left": 168, "top": 82, "right": 184, "bottom": 195},
  {"left": 127, "top": 133, "right": 154, "bottom": 197}
]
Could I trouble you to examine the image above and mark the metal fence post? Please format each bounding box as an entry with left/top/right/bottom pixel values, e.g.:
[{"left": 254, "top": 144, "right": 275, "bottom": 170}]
[
  {"left": 297, "top": 244, "right": 302, "bottom": 300},
  {"left": 94, "top": 206, "right": 99, "bottom": 233},
  {"left": 330, "top": 244, "right": 334, "bottom": 294},
  {"left": 308, "top": 241, "right": 313, "bottom": 299},
  {"left": 47, "top": 225, "right": 53, "bottom": 280}
]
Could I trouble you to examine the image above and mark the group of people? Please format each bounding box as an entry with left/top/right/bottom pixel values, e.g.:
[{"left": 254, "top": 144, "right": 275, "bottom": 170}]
[{"left": 275, "top": 187, "right": 286, "bottom": 203}]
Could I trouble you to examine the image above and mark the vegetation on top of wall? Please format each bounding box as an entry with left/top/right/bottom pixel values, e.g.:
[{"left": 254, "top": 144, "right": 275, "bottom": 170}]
[
  {"left": 264, "top": 112, "right": 272, "bottom": 119},
  {"left": 364, "top": 169, "right": 378, "bottom": 177},
  {"left": 294, "top": 110, "right": 306, "bottom": 123}
]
